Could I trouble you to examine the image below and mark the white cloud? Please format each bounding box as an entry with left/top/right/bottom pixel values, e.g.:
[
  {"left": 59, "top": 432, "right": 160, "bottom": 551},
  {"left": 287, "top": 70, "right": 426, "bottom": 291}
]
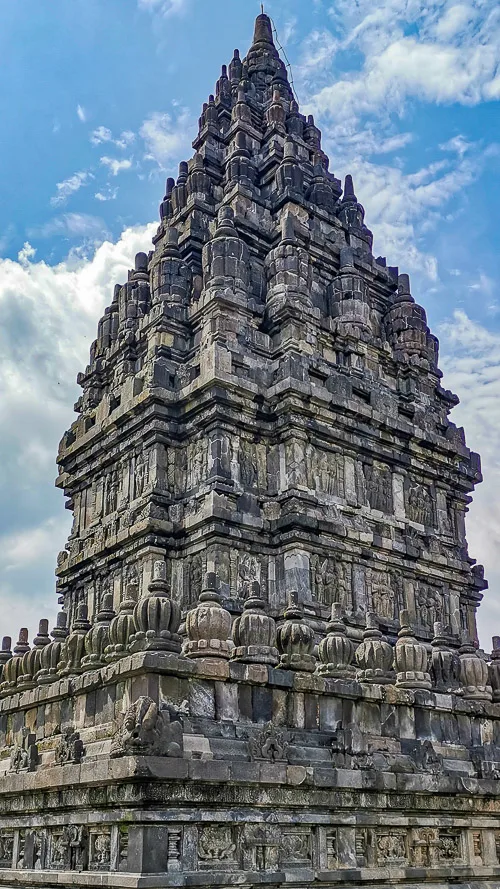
[
  {"left": 95, "top": 187, "right": 118, "bottom": 202},
  {"left": 297, "top": 29, "right": 338, "bottom": 83},
  {"left": 50, "top": 170, "right": 93, "bottom": 207},
  {"left": 0, "top": 222, "right": 157, "bottom": 641},
  {"left": 30, "top": 213, "right": 109, "bottom": 240},
  {"left": 433, "top": 3, "right": 477, "bottom": 39},
  {"left": 308, "top": 0, "right": 500, "bottom": 122},
  {"left": 115, "top": 130, "right": 135, "bottom": 149},
  {"left": 439, "top": 134, "right": 473, "bottom": 157},
  {"left": 139, "top": 108, "right": 193, "bottom": 168},
  {"left": 439, "top": 310, "right": 500, "bottom": 646},
  {"left": 100, "top": 156, "right": 133, "bottom": 176},
  {"left": 17, "top": 242, "right": 36, "bottom": 266},
  {"left": 76, "top": 104, "right": 87, "bottom": 122},
  {"left": 138, "top": 0, "right": 188, "bottom": 16},
  {"left": 91, "top": 127, "right": 135, "bottom": 149},
  {"left": 90, "top": 126, "right": 113, "bottom": 145}
]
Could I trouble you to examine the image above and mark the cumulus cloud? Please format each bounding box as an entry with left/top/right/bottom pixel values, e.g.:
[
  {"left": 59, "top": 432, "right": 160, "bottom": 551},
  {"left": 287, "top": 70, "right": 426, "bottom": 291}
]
[
  {"left": 50, "top": 170, "right": 93, "bottom": 207},
  {"left": 99, "top": 156, "right": 133, "bottom": 176},
  {"left": 0, "top": 222, "right": 157, "bottom": 641},
  {"left": 140, "top": 108, "right": 194, "bottom": 168},
  {"left": 439, "top": 311, "right": 500, "bottom": 645},
  {"left": 308, "top": 0, "right": 500, "bottom": 123}
]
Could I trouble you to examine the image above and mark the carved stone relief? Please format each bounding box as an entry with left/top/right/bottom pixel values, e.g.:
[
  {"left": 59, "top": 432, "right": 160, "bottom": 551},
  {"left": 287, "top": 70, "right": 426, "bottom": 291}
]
[
  {"left": 198, "top": 825, "right": 236, "bottom": 866},
  {"left": 236, "top": 552, "right": 260, "bottom": 600},
  {"left": 110, "top": 696, "right": 183, "bottom": 758},
  {"left": 241, "top": 824, "right": 280, "bottom": 872},
  {"left": 376, "top": 830, "right": 407, "bottom": 864},
  {"left": 89, "top": 828, "right": 111, "bottom": 871},
  {"left": 285, "top": 440, "right": 307, "bottom": 489},
  {"left": 365, "top": 462, "right": 393, "bottom": 514},
  {"left": 311, "top": 555, "right": 336, "bottom": 606},
  {"left": 0, "top": 831, "right": 13, "bottom": 868},
  {"left": 406, "top": 480, "right": 434, "bottom": 526},
  {"left": 54, "top": 728, "right": 85, "bottom": 765},
  {"left": 415, "top": 582, "right": 443, "bottom": 630},
  {"left": 249, "top": 724, "right": 289, "bottom": 762},
  {"left": 438, "top": 830, "right": 462, "bottom": 862},
  {"left": 409, "top": 828, "right": 438, "bottom": 867},
  {"left": 281, "top": 829, "right": 312, "bottom": 866}
]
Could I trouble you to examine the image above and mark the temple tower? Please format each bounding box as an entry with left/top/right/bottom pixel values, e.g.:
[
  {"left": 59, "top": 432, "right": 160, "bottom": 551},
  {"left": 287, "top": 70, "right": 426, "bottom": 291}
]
[
  {"left": 55, "top": 14, "right": 485, "bottom": 651},
  {"left": 2, "top": 16, "right": 499, "bottom": 889}
]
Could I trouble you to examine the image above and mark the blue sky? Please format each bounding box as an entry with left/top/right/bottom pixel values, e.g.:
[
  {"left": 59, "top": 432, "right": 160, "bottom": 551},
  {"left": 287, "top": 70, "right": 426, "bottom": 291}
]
[{"left": 0, "top": 0, "right": 499, "bottom": 646}]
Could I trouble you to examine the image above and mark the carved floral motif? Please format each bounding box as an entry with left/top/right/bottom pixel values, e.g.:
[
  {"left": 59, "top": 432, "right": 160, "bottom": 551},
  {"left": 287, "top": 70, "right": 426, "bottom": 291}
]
[{"left": 248, "top": 723, "right": 289, "bottom": 762}]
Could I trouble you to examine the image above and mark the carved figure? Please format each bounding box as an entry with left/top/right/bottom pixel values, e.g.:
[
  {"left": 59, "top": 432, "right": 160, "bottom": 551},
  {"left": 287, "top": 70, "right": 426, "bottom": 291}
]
[
  {"left": 55, "top": 728, "right": 85, "bottom": 765},
  {"left": 312, "top": 555, "right": 335, "bottom": 606},
  {"left": 407, "top": 482, "right": 434, "bottom": 526},
  {"left": 110, "top": 696, "right": 183, "bottom": 758}
]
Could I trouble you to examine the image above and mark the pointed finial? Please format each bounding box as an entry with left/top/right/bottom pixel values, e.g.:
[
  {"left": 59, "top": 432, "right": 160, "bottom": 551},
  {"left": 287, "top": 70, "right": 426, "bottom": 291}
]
[
  {"left": 342, "top": 174, "right": 357, "bottom": 203},
  {"left": 253, "top": 12, "right": 274, "bottom": 45},
  {"left": 165, "top": 177, "right": 175, "bottom": 198}
]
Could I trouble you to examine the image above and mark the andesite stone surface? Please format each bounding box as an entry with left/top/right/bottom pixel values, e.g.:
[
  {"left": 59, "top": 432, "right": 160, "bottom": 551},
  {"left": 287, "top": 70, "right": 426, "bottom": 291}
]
[{"left": 0, "top": 13, "right": 498, "bottom": 889}]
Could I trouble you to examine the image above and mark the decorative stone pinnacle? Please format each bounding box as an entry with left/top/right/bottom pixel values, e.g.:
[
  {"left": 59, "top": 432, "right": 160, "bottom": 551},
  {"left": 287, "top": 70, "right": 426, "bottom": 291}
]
[
  {"left": 253, "top": 12, "right": 274, "bottom": 45},
  {"left": 318, "top": 602, "right": 355, "bottom": 678},
  {"left": 177, "top": 161, "right": 188, "bottom": 184},
  {"left": 395, "top": 608, "right": 431, "bottom": 690},
  {"left": 281, "top": 213, "right": 296, "bottom": 244},
  {"left": 277, "top": 591, "right": 316, "bottom": 672},
  {"left": 33, "top": 619, "right": 50, "bottom": 649},
  {"left": 342, "top": 174, "right": 357, "bottom": 203},
  {"left": 96, "top": 593, "right": 115, "bottom": 623},
  {"left": 364, "top": 611, "right": 381, "bottom": 636},
  {"left": 398, "top": 608, "right": 412, "bottom": 637},
  {"left": 184, "top": 571, "right": 232, "bottom": 660},
  {"left": 163, "top": 226, "right": 180, "bottom": 256},
  {"left": 135, "top": 252, "right": 148, "bottom": 274},
  {"left": 51, "top": 611, "right": 69, "bottom": 641},
  {"left": 215, "top": 205, "right": 237, "bottom": 238},
  {"left": 14, "top": 628, "right": 30, "bottom": 656},
  {"left": 73, "top": 603, "right": 91, "bottom": 633},
  {"left": 0, "top": 637, "right": 12, "bottom": 668}
]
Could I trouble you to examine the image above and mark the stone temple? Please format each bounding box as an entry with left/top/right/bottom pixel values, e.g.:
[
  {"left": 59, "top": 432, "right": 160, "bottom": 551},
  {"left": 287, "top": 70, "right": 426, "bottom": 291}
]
[{"left": 1, "top": 11, "right": 500, "bottom": 889}]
